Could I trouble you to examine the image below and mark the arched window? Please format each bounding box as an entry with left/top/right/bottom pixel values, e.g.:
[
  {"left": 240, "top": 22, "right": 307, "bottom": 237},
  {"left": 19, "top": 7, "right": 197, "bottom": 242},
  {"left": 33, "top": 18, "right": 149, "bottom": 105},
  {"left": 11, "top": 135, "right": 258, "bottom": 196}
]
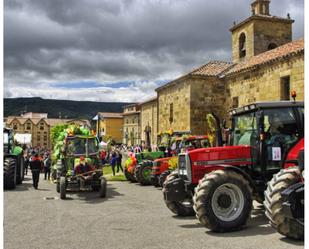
[
  {"left": 268, "top": 43, "right": 277, "bottom": 50},
  {"left": 239, "top": 33, "right": 246, "bottom": 58},
  {"left": 26, "top": 122, "right": 32, "bottom": 130},
  {"left": 13, "top": 122, "right": 18, "bottom": 130},
  {"left": 39, "top": 122, "right": 45, "bottom": 130}
]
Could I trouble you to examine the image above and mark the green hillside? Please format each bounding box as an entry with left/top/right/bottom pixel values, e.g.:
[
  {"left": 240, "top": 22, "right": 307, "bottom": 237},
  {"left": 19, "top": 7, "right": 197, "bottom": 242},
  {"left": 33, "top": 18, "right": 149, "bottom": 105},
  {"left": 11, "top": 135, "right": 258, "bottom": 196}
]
[{"left": 4, "top": 97, "right": 132, "bottom": 119}]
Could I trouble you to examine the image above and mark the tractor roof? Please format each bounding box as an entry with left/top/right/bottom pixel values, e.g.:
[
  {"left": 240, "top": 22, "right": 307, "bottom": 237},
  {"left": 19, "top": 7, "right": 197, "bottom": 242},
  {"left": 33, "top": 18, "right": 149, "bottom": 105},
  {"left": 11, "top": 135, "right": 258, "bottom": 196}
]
[{"left": 230, "top": 101, "right": 304, "bottom": 116}]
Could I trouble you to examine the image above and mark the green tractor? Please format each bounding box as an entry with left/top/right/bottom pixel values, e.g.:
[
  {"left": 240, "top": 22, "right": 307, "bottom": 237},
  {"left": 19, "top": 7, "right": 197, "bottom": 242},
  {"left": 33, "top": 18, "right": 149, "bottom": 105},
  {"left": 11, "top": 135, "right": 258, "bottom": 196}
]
[
  {"left": 124, "top": 150, "right": 164, "bottom": 184},
  {"left": 53, "top": 126, "right": 106, "bottom": 199},
  {"left": 124, "top": 130, "right": 191, "bottom": 185},
  {"left": 3, "top": 128, "right": 25, "bottom": 189}
]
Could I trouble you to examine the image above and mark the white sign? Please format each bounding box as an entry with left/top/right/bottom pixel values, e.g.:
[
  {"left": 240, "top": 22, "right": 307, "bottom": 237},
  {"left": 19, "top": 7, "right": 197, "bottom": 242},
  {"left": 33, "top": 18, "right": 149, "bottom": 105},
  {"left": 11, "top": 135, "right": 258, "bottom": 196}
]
[
  {"left": 272, "top": 147, "right": 281, "bottom": 161},
  {"left": 14, "top": 133, "right": 32, "bottom": 145}
]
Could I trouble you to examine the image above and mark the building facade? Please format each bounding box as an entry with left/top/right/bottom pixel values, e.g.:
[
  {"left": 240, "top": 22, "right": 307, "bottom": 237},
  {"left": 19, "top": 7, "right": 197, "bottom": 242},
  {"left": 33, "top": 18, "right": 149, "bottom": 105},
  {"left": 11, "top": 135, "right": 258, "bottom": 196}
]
[
  {"left": 94, "top": 112, "right": 123, "bottom": 143},
  {"left": 122, "top": 104, "right": 141, "bottom": 146},
  {"left": 4, "top": 112, "right": 87, "bottom": 149},
  {"left": 155, "top": 0, "right": 304, "bottom": 134},
  {"left": 140, "top": 97, "right": 158, "bottom": 147}
]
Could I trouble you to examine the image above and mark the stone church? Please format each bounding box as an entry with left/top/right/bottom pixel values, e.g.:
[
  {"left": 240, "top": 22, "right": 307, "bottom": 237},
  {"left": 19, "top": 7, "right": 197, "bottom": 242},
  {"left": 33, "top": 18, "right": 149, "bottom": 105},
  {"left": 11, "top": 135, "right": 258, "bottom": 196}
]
[{"left": 155, "top": 0, "right": 304, "bottom": 135}]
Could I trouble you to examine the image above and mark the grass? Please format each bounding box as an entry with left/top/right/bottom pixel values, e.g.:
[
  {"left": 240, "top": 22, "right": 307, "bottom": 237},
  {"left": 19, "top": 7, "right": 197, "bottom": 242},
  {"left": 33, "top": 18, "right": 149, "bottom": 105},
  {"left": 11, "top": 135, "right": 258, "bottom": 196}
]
[{"left": 102, "top": 164, "right": 126, "bottom": 181}]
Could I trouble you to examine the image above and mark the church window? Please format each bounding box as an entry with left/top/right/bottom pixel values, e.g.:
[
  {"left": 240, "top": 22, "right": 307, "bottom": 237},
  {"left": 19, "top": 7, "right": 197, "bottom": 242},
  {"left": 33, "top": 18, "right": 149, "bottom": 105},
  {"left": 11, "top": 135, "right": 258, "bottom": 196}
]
[
  {"left": 239, "top": 33, "right": 246, "bottom": 58},
  {"left": 232, "top": 97, "right": 239, "bottom": 108},
  {"left": 268, "top": 43, "right": 277, "bottom": 50},
  {"left": 280, "top": 76, "right": 290, "bottom": 100}
]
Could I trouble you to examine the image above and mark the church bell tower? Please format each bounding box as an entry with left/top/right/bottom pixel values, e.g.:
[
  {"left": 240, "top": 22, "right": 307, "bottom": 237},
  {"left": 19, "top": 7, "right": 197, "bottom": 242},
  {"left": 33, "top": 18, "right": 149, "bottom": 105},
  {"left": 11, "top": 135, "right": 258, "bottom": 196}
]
[{"left": 230, "top": 0, "right": 294, "bottom": 63}]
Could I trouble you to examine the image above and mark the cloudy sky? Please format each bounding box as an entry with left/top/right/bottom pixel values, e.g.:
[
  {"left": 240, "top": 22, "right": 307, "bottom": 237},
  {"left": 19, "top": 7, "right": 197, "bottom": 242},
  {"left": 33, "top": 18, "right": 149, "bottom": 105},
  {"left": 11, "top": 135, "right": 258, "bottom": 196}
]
[{"left": 4, "top": 0, "right": 304, "bottom": 102}]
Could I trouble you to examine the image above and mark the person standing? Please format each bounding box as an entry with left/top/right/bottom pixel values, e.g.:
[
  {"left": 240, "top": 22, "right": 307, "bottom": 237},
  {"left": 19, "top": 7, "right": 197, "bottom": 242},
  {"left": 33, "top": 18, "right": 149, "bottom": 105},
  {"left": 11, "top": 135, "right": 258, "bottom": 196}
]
[
  {"left": 44, "top": 155, "right": 51, "bottom": 181},
  {"left": 30, "top": 153, "right": 41, "bottom": 189},
  {"left": 110, "top": 153, "right": 117, "bottom": 176},
  {"left": 116, "top": 150, "right": 123, "bottom": 173}
]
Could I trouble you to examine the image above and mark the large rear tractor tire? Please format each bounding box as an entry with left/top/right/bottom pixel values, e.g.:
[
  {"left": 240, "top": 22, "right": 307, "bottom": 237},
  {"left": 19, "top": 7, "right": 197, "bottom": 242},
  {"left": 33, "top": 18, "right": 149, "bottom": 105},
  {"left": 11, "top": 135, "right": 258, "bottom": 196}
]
[
  {"left": 4, "top": 158, "right": 17, "bottom": 190},
  {"left": 163, "top": 171, "right": 195, "bottom": 216},
  {"left": 264, "top": 167, "right": 303, "bottom": 240},
  {"left": 193, "top": 170, "right": 252, "bottom": 232},
  {"left": 159, "top": 170, "right": 171, "bottom": 187},
  {"left": 60, "top": 177, "right": 66, "bottom": 199},
  {"left": 99, "top": 177, "right": 107, "bottom": 198},
  {"left": 135, "top": 160, "right": 153, "bottom": 185}
]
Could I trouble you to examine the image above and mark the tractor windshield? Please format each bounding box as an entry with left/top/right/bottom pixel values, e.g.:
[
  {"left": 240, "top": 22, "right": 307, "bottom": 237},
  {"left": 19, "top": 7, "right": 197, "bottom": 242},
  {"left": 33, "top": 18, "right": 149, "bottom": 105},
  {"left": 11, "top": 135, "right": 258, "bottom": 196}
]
[
  {"left": 232, "top": 112, "right": 258, "bottom": 146},
  {"left": 67, "top": 137, "right": 86, "bottom": 155},
  {"left": 66, "top": 137, "right": 99, "bottom": 156}
]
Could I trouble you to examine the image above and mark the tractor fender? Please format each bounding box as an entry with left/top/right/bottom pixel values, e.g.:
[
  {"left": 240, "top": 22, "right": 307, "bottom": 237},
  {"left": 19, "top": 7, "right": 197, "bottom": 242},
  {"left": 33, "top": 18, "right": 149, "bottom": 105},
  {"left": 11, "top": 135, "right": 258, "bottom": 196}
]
[{"left": 213, "top": 164, "right": 258, "bottom": 195}]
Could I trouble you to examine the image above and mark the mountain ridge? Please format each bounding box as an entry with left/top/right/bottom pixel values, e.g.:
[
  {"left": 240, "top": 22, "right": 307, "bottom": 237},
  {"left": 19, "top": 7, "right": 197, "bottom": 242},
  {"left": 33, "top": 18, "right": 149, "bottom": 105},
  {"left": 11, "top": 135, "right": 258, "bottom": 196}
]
[{"left": 4, "top": 97, "right": 133, "bottom": 119}]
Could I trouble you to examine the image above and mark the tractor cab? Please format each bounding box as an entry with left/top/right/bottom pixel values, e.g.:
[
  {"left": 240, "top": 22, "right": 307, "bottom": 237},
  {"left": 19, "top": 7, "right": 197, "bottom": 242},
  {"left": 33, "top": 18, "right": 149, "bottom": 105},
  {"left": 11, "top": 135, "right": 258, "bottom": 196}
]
[
  {"left": 3, "top": 128, "right": 14, "bottom": 155},
  {"left": 229, "top": 101, "right": 304, "bottom": 176}
]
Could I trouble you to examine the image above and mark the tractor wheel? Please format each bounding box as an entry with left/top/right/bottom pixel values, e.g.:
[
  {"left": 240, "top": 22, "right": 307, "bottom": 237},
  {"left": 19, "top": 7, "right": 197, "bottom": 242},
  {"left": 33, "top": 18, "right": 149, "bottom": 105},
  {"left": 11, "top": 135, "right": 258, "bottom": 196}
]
[
  {"left": 56, "top": 181, "right": 60, "bottom": 193},
  {"left": 16, "top": 155, "right": 25, "bottom": 184},
  {"left": 124, "top": 168, "right": 137, "bottom": 183},
  {"left": 136, "top": 160, "right": 153, "bottom": 185},
  {"left": 193, "top": 170, "right": 252, "bottom": 232},
  {"left": 4, "top": 158, "right": 17, "bottom": 190},
  {"left": 60, "top": 177, "right": 66, "bottom": 199},
  {"left": 159, "top": 170, "right": 171, "bottom": 187},
  {"left": 264, "top": 167, "right": 303, "bottom": 240},
  {"left": 99, "top": 177, "right": 107, "bottom": 198},
  {"left": 163, "top": 171, "right": 195, "bottom": 216}
]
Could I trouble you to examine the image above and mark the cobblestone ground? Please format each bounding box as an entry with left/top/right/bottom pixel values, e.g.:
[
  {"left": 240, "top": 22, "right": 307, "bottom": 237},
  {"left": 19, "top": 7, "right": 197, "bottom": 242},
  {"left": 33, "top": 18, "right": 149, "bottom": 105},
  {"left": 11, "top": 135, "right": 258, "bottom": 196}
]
[{"left": 4, "top": 173, "right": 304, "bottom": 249}]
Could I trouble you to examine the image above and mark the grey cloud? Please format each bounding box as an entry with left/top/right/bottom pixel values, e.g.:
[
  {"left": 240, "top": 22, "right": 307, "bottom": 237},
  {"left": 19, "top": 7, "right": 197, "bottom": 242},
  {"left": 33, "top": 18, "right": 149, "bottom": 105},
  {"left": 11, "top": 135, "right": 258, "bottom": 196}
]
[{"left": 4, "top": 0, "right": 304, "bottom": 100}]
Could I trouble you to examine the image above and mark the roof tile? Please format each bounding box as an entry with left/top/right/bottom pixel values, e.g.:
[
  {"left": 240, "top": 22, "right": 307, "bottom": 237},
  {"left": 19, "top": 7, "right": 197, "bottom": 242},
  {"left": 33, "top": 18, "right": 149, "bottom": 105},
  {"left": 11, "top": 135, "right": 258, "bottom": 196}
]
[{"left": 226, "top": 38, "right": 304, "bottom": 75}]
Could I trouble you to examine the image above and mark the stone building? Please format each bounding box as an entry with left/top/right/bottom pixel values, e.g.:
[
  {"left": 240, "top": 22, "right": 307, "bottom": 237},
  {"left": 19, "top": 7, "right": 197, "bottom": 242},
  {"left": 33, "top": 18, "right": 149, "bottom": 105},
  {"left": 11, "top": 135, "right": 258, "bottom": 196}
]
[
  {"left": 155, "top": 0, "right": 304, "bottom": 134},
  {"left": 156, "top": 61, "right": 232, "bottom": 135},
  {"left": 4, "top": 112, "right": 89, "bottom": 149},
  {"left": 93, "top": 112, "right": 123, "bottom": 143},
  {"left": 122, "top": 104, "right": 141, "bottom": 146},
  {"left": 140, "top": 97, "right": 158, "bottom": 147}
]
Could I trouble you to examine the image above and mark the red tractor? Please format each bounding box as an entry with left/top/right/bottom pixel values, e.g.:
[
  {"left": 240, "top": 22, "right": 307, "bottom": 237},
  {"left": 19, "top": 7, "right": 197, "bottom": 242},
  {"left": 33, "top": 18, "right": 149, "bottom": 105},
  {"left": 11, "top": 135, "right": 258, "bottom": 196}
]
[
  {"left": 150, "top": 135, "right": 211, "bottom": 187},
  {"left": 163, "top": 101, "right": 304, "bottom": 239}
]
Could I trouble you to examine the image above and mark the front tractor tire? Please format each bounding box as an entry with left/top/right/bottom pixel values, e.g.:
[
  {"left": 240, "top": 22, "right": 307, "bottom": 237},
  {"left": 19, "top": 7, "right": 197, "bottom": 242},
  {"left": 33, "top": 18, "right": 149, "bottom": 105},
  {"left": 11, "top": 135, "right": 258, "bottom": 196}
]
[
  {"left": 60, "top": 177, "right": 66, "bottom": 199},
  {"left": 99, "top": 177, "right": 107, "bottom": 198},
  {"left": 4, "top": 158, "right": 17, "bottom": 190},
  {"left": 159, "top": 170, "right": 171, "bottom": 187},
  {"left": 264, "top": 167, "right": 303, "bottom": 240},
  {"left": 135, "top": 160, "right": 153, "bottom": 186},
  {"left": 193, "top": 170, "right": 252, "bottom": 232},
  {"left": 163, "top": 171, "right": 195, "bottom": 216}
]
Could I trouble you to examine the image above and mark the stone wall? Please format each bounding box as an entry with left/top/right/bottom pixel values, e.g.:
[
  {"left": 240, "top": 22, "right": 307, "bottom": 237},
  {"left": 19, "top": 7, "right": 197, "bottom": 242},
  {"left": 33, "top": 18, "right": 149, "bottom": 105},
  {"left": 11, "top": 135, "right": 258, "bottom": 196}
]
[
  {"left": 140, "top": 100, "right": 158, "bottom": 146},
  {"left": 254, "top": 19, "right": 292, "bottom": 56},
  {"left": 190, "top": 76, "right": 227, "bottom": 135},
  {"left": 157, "top": 79, "right": 191, "bottom": 133},
  {"left": 226, "top": 54, "right": 304, "bottom": 110}
]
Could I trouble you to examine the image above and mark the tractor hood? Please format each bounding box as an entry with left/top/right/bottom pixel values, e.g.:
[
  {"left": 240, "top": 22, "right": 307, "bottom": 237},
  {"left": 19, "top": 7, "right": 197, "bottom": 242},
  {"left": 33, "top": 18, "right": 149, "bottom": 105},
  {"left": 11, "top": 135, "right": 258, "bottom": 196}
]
[
  {"left": 187, "top": 146, "right": 253, "bottom": 166},
  {"left": 182, "top": 146, "right": 253, "bottom": 184}
]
